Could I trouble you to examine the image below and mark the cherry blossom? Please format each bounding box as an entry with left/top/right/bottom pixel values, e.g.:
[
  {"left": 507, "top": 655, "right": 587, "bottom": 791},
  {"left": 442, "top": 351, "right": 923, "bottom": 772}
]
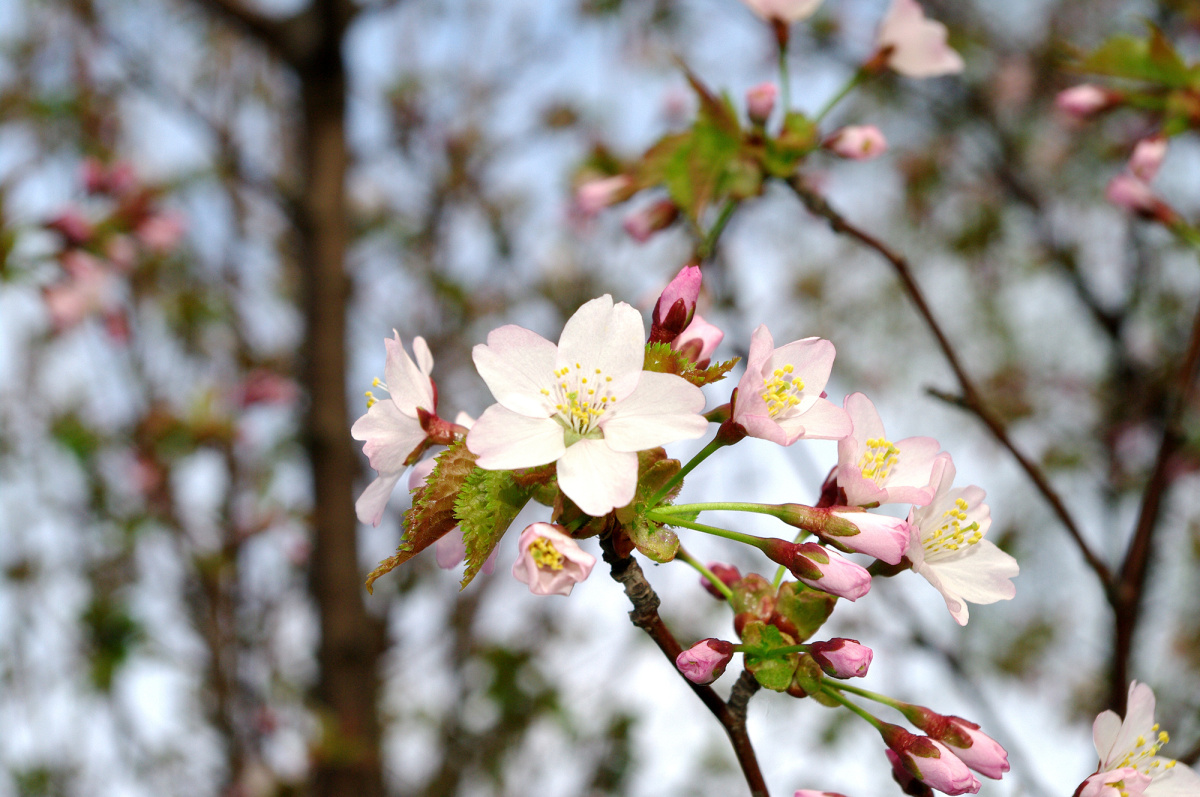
[
  {"left": 512, "top": 523, "right": 596, "bottom": 596},
  {"left": 883, "top": 724, "right": 981, "bottom": 795},
  {"left": 351, "top": 333, "right": 437, "bottom": 526},
  {"left": 467, "top": 295, "right": 708, "bottom": 516},
  {"left": 764, "top": 540, "right": 872, "bottom": 601},
  {"left": 1056, "top": 85, "right": 1114, "bottom": 119},
  {"left": 675, "top": 638, "right": 735, "bottom": 684},
  {"left": 575, "top": 175, "right": 633, "bottom": 217},
  {"left": 732, "top": 325, "right": 851, "bottom": 446},
  {"left": 906, "top": 708, "right": 1010, "bottom": 780},
  {"left": 623, "top": 199, "right": 679, "bottom": 242},
  {"left": 43, "top": 251, "right": 124, "bottom": 333},
  {"left": 741, "top": 0, "right": 822, "bottom": 24},
  {"left": 1077, "top": 681, "right": 1200, "bottom": 797},
  {"left": 809, "top": 638, "right": 872, "bottom": 679},
  {"left": 875, "top": 0, "right": 964, "bottom": 79},
  {"left": 746, "top": 82, "right": 778, "bottom": 125},
  {"left": 825, "top": 126, "right": 888, "bottom": 161},
  {"left": 905, "top": 454, "right": 1017, "bottom": 625},
  {"left": 650, "top": 264, "right": 702, "bottom": 343},
  {"left": 836, "top": 392, "right": 942, "bottom": 507},
  {"left": 673, "top": 314, "right": 724, "bottom": 365}
]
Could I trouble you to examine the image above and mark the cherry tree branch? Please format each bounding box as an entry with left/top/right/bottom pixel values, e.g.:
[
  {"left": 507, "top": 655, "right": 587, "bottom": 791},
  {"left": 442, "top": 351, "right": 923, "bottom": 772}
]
[
  {"left": 600, "top": 536, "right": 769, "bottom": 797},
  {"left": 787, "top": 176, "right": 1113, "bottom": 587}
]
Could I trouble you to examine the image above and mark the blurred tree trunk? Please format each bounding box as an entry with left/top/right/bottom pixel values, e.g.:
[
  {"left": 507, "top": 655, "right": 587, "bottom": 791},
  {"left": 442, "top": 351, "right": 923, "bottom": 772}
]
[{"left": 189, "top": 1, "right": 385, "bottom": 794}]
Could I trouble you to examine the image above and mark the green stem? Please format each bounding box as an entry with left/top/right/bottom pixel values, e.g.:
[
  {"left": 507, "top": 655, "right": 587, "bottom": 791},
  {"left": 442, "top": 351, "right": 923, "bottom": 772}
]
[
  {"left": 646, "top": 510, "right": 768, "bottom": 550},
  {"left": 832, "top": 680, "right": 905, "bottom": 711},
  {"left": 677, "top": 546, "right": 734, "bottom": 602},
  {"left": 813, "top": 69, "right": 866, "bottom": 125},
  {"left": 655, "top": 501, "right": 787, "bottom": 519},
  {"left": 735, "top": 643, "right": 809, "bottom": 657},
  {"left": 1169, "top": 220, "right": 1200, "bottom": 250},
  {"left": 820, "top": 683, "right": 884, "bottom": 730},
  {"left": 778, "top": 43, "right": 791, "bottom": 111},
  {"left": 698, "top": 199, "right": 737, "bottom": 260},
  {"left": 647, "top": 437, "right": 729, "bottom": 507}
]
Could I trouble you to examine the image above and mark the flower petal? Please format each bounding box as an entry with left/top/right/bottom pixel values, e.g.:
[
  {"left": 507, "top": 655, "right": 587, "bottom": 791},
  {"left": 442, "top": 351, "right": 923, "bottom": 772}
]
[
  {"left": 601, "top": 371, "right": 708, "bottom": 451},
  {"left": 472, "top": 325, "right": 559, "bottom": 417},
  {"left": 920, "top": 540, "right": 1018, "bottom": 624},
  {"left": 557, "top": 438, "right": 638, "bottom": 516},
  {"left": 557, "top": 295, "right": 645, "bottom": 397},
  {"left": 790, "top": 396, "right": 852, "bottom": 441},
  {"left": 384, "top": 332, "right": 436, "bottom": 414},
  {"left": 351, "top": 400, "right": 427, "bottom": 473},
  {"left": 467, "top": 405, "right": 566, "bottom": 469},
  {"left": 355, "top": 471, "right": 404, "bottom": 527},
  {"left": 1146, "top": 758, "right": 1200, "bottom": 796}
]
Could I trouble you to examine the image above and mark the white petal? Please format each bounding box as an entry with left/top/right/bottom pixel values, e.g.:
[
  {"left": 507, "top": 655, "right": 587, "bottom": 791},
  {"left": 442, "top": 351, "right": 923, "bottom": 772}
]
[
  {"left": 557, "top": 296, "right": 645, "bottom": 396},
  {"left": 1147, "top": 760, "right": 1200, "bottom": 796},
  {"left": 557, "top": 438, "right": 638, "bottom": 516},
  {"left": 467, "top": 405, "right": 566, "bottom": 470},
  {"left": 384, "top": 333, "right": 436, "bottom": 415},
  {"left": 472, "top": 325, "right": 558, "bottom": 417},
  {"left": 601, "top": 371, "right": 708, "bottom": 451},
  {"left": 1093, "top": 710, "right": 1124, "bottom": 765},
  {"left": 768, "top": 337, "right": 836, "bottom": 395},
  {"left": 793, "top": 396, "right": 852, "bottom": 440},
  {"left": 925, "top": 540, "right": 1017, "bottom": 607},
  {"left": 355, "top": 471, "right": 404, "bottom": 527},
  {"left": 412, "top": 335, "right": 434, "bottom": 375},
  {"left": 1111, "top": 682, "right": 1158, "bottom": 765},
  {"left": 351, "top": 400, "right": 427, "bottom": 473}
]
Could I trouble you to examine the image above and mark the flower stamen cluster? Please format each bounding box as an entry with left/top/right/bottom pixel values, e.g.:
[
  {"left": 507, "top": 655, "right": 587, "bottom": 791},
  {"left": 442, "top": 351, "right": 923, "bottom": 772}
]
[
  {"left": 762, "top": 364, "right": 805, "bottom": 417},
  {"left": 858, "top": 436, "right": 901, "bottom": 482}
]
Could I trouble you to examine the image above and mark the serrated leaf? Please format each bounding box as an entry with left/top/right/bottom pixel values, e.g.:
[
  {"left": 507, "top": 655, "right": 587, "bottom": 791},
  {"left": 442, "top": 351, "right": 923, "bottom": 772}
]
[
  {"left": 643, "top": 341, "right": 739, "bottom": 387},
  {"left": 771, "top": 581, "right": 837, "bottom": 642},
  {"left": 365, "top": 441, "right": 476, "bottom": 593},
  {"left": 741, "top": 620, "right": 799, "bottom": 692},
  {"left": 455, "top": 465, "right": 535, "bottom": 589}
]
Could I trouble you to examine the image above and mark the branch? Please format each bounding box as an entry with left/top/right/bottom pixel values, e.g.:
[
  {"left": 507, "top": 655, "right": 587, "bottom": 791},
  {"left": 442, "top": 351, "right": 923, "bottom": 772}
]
[
  {"left": 600, "top": 536, "right": 769, "bottom": 797},
  {"left": 788, "top": 176, "right": 1113, "bottom": 587},
  {"left": 1107, "top": 294, "right": 1200, "bottom": 711}
]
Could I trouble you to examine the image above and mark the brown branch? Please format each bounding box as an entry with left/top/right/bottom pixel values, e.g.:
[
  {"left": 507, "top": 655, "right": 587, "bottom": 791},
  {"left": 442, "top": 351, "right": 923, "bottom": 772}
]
[
  {"left": 600, "top": 536, "right": 769, "bottom": 797},
  {"left": 1107, "top": 294, "right": 1200, "bottom": 711},
  {"left": 788, "top": 176, "right": 1113, "bottom": 587}
]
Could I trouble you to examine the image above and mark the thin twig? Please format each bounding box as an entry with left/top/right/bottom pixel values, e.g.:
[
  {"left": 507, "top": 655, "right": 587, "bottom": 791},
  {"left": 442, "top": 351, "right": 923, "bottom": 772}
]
[
  {"left": 1107, "top": 294, "right": 1200, "bottom": 711},
  {"left": 787, "top": 176, "right": 1113, "bottom": 587},
  {"left": 600, "top": 536, "right": 769, "bottom": 797}
]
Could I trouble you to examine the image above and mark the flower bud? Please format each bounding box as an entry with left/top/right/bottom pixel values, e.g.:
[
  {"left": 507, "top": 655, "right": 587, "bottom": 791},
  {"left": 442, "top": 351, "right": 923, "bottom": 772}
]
[
  {"left": 650, "top": 264, "right": 702, "bottom": 343},
  {"left": 809, "top": 638, "right": 873, "bottom": 678},
  {"left": 824, "top": 126, "right": 888, "bottom": 160},
  {"left": 673, "top": 314, "right": 724, "bottom": 366},
  {"left": 623, "top": 199, "right": 679, "bottom": 242},
  {"left": 887, "top": 750, "right": 934, "bottom": 797},
  {"left": 826, "top": 508, "right": 910, "bottom": 564},
  {"left": 1128, "top": 136, "right": 1167, "bottom": 183},
  {"left": 901, "top": 708, "right": 1009, "bottom": 780},
  {"left": 46, "top": 209, "right": 94, "bottom": 246},
  {"left": 746, "top": 82, "right": 778, "bottom": 126},
  {"left": 881, "top": 724, "right": 981, "bottom": 795},
  {"left": 761, "top": 539, "right": 872, "bottom": 601},
  {"left": 575, "top": 174, "right": 634, "bottom": 217},
  {"left": 512, "top": 523, "right": 596, "bottom": 596},
  {"left": 675, "top": 638, "right": 735, "bottom": 684},
  {"left": 1055, "top": 84, "right": 1116, "bottom": 119},
  {"left": 700, "top": 562, "right": 742, "bottom": 599},
  {"left": 794, "top": 791, "right": 851, "bottom": 797}
]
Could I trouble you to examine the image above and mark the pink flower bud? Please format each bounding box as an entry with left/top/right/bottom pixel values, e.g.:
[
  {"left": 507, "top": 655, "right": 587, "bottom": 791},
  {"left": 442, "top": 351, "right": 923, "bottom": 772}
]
[
  {"left": 809, "top": 638, "right": 873, "bottom": 678},
  {"left": 825, "top": 126, "right": 888, "bottom": 160},
  {"left": 512, "top": 523, "right": 596, "bottom": 596},
  {"left": 1129, "top": 136, "right": 1167, "bottom": 183},
  {"left": 875, "top": 0, "right": 964, "bottom": 79},
  {"left": 81, "top": 158, "right": 109, "bottom": 194},
  {"left": 886, "top": 750, "right": 933, "bottom": 797},
  {"left": 746, "top": 82, "right": 778, "bottom": 125},
  {"left": 1055, "top": 85, "right": 1114, "bottom": 119},
  {"left": 650, "top": 264, "right": 702, "bottom": 342},
  {"left": 826, "top": 509, "right": 910, "bottom": 564},
  {"left": 575, "top": 174, "right": 634, "bottom": 217},
  {"left": 623, "top": 199, "right": 679, "bottom": 242},
  {"left": 136, "top": 212, "right": 186, "bottom": 254},
  {"left": 882, "top": 724, "right": 981, "bottom": 795},
  {"left": 794, "top": 791, "right": 851, "bottom": 797},
  {"left": 908, "top": 712, "right": 1009, "bottom": 780},
  {"left": 46, "top": 208, "right": 94, "bottom": 246},
  {"left": 673, "top": 314, "right": 724, "bottom": 365},
  {"left": 700, "top": 562, "right": 742, "bottom": 599},
  {"left": 675, "top": 638, "right": 735, "bottom": 684},
  {"left": 741, "top": 0, "right": 822, "bottom": 24},
  {"left": 762, "top": 540, "right": 872, "bottom": 601},
  {"left": 1105, "top": 173, "right": 1158, "bottom": 216}
]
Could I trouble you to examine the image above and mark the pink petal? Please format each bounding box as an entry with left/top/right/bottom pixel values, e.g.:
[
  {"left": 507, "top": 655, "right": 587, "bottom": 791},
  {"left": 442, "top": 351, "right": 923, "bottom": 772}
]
[
  {"left": 351, "top": 400, "right": 427, "bottom": 473},
  {"left": 789, "top": 396, "right": 852, "bottom": 441},
  {"left": 467, "top": 405, "right": 566, "bottom": 470},
  {"left": 472, "top": 325, "right": 559, "bottom": 417},
  {"left": 384, "top": 332, "right": 436, "bottom": 415},
  {"left": 557, "top": 438, "right": 638, "bottom": 516},
  {"left": 600, "top": 371, "right": 708, "bottom": 451},
  {"left": 355, "top": 471, "right": 404, "bottom": 527},
  {"left": 556, "top": 296, "right": 645, "bottom": 398}
]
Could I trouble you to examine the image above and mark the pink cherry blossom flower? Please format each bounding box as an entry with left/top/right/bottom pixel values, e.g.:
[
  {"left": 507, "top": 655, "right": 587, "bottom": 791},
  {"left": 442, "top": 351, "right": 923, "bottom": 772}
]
[
  {"left": 826, "top": 508, "right": 911, "bottom": 564},
  {"left": 741, "top": 0, "right": 822, "bottom": 24},
  {"left": 1056, "top": 85, "right": 1116, "bottom": 119},
  {"left": 837, "top": 392, "right": 942, "bottom": 507},
  {"left": 904, "top": 707, "right": 1009, "bottom": 780},
  {"left": 46, "top": 208, "right": 94, "bottom": 246},
  {"left": 623, "top": 199, "right": 679, "bottom": 242},
  {"left": 575, "top": 175, "right": 633, "bottom": 217},
  {"left": 1106, "top": 173, "right": 1159, "bottom": 216},
  {"left": 1129, "top": 136, "right": 1167, "bottom": 183},
  {"left": 673, "top": 314, "right": 724, "bottom": 365},
  {"left": 882, "top": 724, "right": 981, "bottom": 795},
  {"left": 794, "top": 791, "right": 850, "bottom": 797},
  {"left": 763, "top": 540, "right": 872, "bottom": 601},
  {"left": 906, "top": 454, "right": 1017, "bottom": 625},
  {"left": 43, "top": 251, "right": 123, "bottom": 332},
  {"left": 809, "top": 638, "right": 872, "bottom": 678},
  {"left": 468, "top": 295, "right": 707, "bottom": 516},
  {"left": 746, "top": 82, "right": 778, "bottom": 125},
  {"left": 351, "top": 333, "right": 437, "bottom": 526},
  {"left": 675, "top": 638, "right": 735, "bottom": 684},
  {"left": 135, "top": 211, "right": 186, "bottom": 254},
  {"left": 650, "top": 264, "right": 702, "bottom": 343},
  {"left": 825, "top": 126, "right": 888, "bottom": 160},
  {"left": 732, "top": 325, "right": 851, "bottom": 446},
  {"left": 875, "top": 0, "right": 964, "bottom": 79},
  {"left": 1077, "top": 681, "right": 1200, "bottom": 797},
  {"left": 512, "top": 523, "right": 596, "bottom": 596}
]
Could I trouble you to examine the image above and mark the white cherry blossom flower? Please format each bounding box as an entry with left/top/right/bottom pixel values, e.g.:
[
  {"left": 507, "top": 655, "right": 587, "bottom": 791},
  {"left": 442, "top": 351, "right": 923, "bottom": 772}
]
[
  {"left": 741, "top": 0, "right": 822, "bottom": 24},
  {"left": 837, "top": 392, "right": 943, "bottom": 507},
  {"left": 876, "top": 0, "right": 964, "bottom": 78},
  {"left": 905, "top": 454, "right": 1017, "bottom": 624},
  {"left": 467, "top": 295, "right": 708, "bottom": 517}
]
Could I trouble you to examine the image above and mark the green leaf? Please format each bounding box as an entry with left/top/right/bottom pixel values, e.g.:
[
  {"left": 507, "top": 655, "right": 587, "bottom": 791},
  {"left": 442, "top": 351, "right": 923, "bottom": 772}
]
[
  {"left": 772, "top": 581, "right": 837, "bottom": 642},
  {"left": 613, "top": 449, "right": 682, "bottom": 562},
  {"left": 365, "top": 441, "right": 477, "bottom": 593},
  {"left": 1077, "top": 27, "right": 1197, "bottom": 87},
  {"left": 763, "top": 111, "right": 818, "bottom": 178},
  {"left": 740, "top": 620, "right": 799, "bottom": 692},
  {"left": 729, "top": 573, "right": 776, "bottom": 622},
  {"left": 643, "top": 341, "right": 739, "bottom": 387},
  {"left": 455, "top": 463, "right": 535, "bottom": 589}
]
